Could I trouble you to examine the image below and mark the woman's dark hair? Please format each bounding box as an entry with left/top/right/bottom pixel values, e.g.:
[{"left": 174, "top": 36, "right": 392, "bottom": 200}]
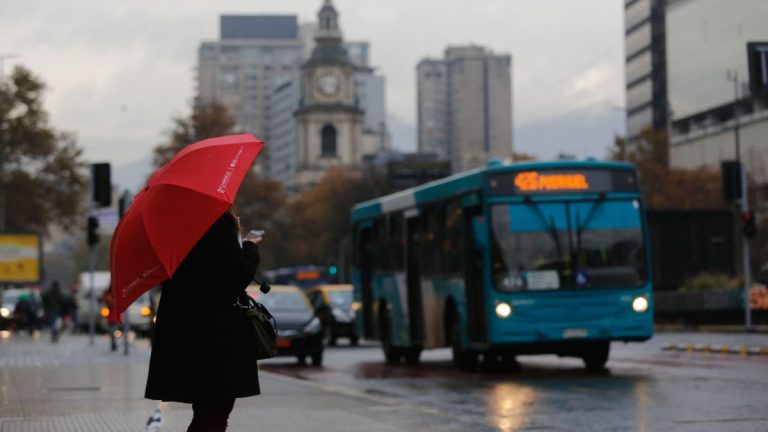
[{"left": 225, "top": 205, "right": 241, "bottom": 233}]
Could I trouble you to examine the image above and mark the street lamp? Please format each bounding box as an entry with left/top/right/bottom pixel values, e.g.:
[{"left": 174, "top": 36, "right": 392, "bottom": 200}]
[{"left": 727, "top": 69, "right": 752, "bottom": 330}]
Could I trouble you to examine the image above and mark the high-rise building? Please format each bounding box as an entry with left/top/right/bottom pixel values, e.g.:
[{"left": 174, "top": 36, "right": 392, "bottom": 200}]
[
  {"left": 267, "top": 70, "right": 302, "bottom": 190},
  {"left": 624, "top": 0, "right": 667, "bottom": 141},
  {"left": 197, "top": 15, "right": 303, "bottom": 143},
  {"left": 625, "top": 0, "right": 768, "bottom": 183},
  {"left": 417, "top": 60, "right": 449, "bottom": 159},
  {"left": 417, "top": 45, "right": 513, "bottom": 173}
]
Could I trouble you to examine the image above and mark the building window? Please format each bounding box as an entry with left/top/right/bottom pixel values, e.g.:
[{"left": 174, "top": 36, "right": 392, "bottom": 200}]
[{"left": 321, "top": 124, "right": 337, "bottom": 157}]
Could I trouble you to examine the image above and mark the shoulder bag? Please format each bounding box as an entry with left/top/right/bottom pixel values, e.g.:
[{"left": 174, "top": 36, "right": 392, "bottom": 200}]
[{"left": 234, "top": 294, "right": 278, "bottom": 360}]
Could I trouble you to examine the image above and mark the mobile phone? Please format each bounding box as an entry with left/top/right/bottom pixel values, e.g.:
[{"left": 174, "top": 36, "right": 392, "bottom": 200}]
[{"left": 249, "top": 230, "right": 265, "bottom": 238}]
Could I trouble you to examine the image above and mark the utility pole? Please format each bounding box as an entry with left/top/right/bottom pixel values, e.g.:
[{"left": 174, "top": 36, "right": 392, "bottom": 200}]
[{"left": 727, "top": 69, "right": 752, "bottom": 330}]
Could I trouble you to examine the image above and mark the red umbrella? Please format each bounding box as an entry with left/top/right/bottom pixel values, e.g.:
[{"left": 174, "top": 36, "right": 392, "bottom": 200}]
[{"left": 109, "top": 134, "right": 263, "bottom": 319}]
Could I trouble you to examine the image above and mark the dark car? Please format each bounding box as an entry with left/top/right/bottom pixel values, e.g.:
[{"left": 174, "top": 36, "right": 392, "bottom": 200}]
[
  {"left": 306, "top": 284, "right": 359, "bottom": 346},
  {"left": 1, "top": 288, "right": 44, "bottom": 332},
  {"left": 247, "top": 284, "right": 324, "bottom": 366}
]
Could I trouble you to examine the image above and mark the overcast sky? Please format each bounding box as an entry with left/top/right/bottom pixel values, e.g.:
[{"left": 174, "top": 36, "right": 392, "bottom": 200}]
[{"left": 1, "top": 0, "right": 626, "bottom": 168}]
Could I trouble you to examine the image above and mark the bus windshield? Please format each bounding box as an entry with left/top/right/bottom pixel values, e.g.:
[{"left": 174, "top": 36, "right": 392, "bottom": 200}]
[{"left": 490, "top": 199, "right": 647, "bottom": 291}]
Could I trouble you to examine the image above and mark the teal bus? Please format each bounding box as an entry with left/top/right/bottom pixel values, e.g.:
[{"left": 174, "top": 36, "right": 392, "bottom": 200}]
[{"left": 350, "top": 159, "right": 652, "bottom": 370}]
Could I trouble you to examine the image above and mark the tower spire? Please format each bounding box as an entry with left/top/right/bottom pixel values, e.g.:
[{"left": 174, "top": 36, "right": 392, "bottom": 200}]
[{"left": 317, "top": 0, "right": 342, "bottom": 40}]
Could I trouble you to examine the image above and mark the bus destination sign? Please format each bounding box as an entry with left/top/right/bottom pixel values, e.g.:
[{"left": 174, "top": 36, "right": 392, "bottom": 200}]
[{"left": 488, "top": 169, "right": 638, "bottom": 196}]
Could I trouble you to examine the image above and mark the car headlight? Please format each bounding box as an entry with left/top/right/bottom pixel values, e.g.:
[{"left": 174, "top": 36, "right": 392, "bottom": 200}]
[
  {"left": 495, "top": 302, "right": 512, "bottom": 318},
  {"left": 632, "top": 296, "right": 649, "bottom": 313},
  {"left": 0, "top": 308, "right": 9, "bottom": 318},
  {"left": 303, "top": 317, "right": 322, "bottom": 334}
]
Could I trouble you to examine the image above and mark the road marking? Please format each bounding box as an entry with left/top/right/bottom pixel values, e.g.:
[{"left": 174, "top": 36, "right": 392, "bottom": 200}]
[{"left": 662, "top": 343, "right": 768, "bottom": 356}]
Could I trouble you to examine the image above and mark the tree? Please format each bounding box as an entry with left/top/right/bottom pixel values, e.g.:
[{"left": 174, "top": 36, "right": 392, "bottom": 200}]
[
  {"left": 152, "top": 100, "right": 236, "bottom": 168},
  {"left": 0, "top": 66, "right": 87, "bottom": 233},
  {"left": 285, "top": 168, "right": 388, "bottom": 266},
  {"left": 609, "top": 128, "right": 722, "bottom": 209},
  {"left": 235, "top": 175, "right": 289, "bottom": 269}
]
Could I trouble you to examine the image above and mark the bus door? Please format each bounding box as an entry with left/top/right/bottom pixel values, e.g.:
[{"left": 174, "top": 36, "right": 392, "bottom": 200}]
[
  {"left": 464, "top": 204, "right": 487, "bottom": 345},
  {"left": 405, "top": 214, "right": 424, "bottom": 346},
  {"left": 357, "top": 225, "right": 376, "bottom": 338}
]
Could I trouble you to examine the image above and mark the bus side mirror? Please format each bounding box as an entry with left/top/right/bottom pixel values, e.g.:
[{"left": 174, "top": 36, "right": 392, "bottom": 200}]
[{"left": 472, "top": 216, "right": 488, "bottom": 248}]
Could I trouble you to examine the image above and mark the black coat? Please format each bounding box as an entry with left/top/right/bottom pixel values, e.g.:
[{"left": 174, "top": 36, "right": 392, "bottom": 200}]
[{"left": 145, "top": 214, "right": 260, "bottom": 403}]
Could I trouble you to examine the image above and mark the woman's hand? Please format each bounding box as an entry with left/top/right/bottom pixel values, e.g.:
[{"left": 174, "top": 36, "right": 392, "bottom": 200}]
[{"left": 243, "top": 232, "right": 263, "bottom": 245}]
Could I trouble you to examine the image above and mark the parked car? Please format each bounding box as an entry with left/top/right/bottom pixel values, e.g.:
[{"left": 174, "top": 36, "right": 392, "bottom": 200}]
[
  {"left": 247, "top": 284, "right": 324, "bottom": 366},
  {"left": 0, "top": 287, "right": 44, "bottom": 332},
  {"left": 306, "top": 284, "right": 359, "bottom": 346},
  {"left": 75, "top": 272, "right": 153, "bottom": 336}
]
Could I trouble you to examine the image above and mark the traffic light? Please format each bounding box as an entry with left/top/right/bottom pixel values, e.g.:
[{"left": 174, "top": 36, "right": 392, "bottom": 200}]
[
  {"left": 87, "top": 216, "right": 100, "bottom": 246},
  {"left": 742, "top": 211, "right": 757, "bottom": 238},
  {"left": 327, "top": 264, "right": 338, "bottom": 276},
  {"left": 92, "top": 163, "right": 112, "bottom": 208}
]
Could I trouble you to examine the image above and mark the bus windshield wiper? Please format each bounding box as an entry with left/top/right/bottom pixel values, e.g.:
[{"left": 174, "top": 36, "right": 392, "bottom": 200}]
[
  {"left": 575, "top": 193, "right": 607, "bottom": 258},
  {"left": 523, "top": 197, "right": 563, "bottom": 260}
]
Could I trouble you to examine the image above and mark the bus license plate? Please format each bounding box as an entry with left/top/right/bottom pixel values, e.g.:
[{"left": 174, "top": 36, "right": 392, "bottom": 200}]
[{"left": 563, "top": 328, "right": 588, "bottom": 338}]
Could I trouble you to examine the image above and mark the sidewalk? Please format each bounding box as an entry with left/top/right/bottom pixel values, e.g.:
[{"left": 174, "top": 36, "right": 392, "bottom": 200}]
[{"left": 0, "top": 332, "right": 474, "bottom": 432}]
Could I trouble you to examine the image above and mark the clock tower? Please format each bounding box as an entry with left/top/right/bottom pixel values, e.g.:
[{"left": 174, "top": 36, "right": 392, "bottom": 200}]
[{"left": 295, "top": 0, "right": 363, "bottom": 187}]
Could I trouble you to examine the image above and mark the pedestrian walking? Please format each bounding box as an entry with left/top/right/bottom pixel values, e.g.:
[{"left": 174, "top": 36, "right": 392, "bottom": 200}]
[
  {"left": 144, "top": 206, "right": 263, "bottom": 432},
  {"left": 42, "top": 281, "right": 64, "bottom": 342}
]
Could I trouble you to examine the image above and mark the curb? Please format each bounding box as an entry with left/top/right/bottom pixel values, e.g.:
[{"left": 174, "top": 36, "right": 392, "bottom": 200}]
[
  {"left": 662, "top": 343, "right": 768, "bottom": 356},
  {"left": 655, "top": 325, "right": 768, "bottom": 334}
]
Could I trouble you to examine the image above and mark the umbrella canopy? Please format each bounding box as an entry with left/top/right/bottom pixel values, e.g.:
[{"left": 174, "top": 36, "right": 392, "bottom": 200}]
[{"left": 109, "top": 134, "right": 263, "bottom": 319}]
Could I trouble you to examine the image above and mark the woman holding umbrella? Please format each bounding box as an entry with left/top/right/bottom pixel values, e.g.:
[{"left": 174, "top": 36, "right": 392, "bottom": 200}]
[
  {"left": 109, "top": 134, "right": 267, "bottom": 432},
  {"left": 145, "top": 206, "right": 264, "bottom": 431}
]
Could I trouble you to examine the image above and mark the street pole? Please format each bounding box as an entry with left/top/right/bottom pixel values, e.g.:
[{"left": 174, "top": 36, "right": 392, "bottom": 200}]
[
  {"left": 728, "top": 69, "right": 752, "bottom": 329},
  {"left": 119, "top": 190, "right": 131, "bottom": 355},
  {"left": 88, "top": 238, "right": 96, "bottom": 346}
]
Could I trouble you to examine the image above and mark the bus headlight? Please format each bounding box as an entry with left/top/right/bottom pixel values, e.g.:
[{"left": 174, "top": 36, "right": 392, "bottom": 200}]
[
  {"left": 495, "top": 302, "right": 512, "bottom": 319},
  {"left": 632, "top": 296, "right": 649, "bottom": 313}
]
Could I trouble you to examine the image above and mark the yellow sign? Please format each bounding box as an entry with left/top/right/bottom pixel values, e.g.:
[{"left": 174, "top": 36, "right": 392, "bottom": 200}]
[
  {"left": 0, "top": 234, "right": 41, "bottom": 283},
  {"left": 514, "top": 171, "right": 590, "bottom": 192}
]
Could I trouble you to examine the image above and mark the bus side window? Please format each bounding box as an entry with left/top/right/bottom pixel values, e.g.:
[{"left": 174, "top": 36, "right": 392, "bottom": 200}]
[
  {"left": 422, "top": 204, "right": 445, "bottom": 277},
  {"left": 442, "top": 198, "right": 464, "bottom": 276},
  {"left": 390, "top": 213, "right": 404, "bottom": 271}
]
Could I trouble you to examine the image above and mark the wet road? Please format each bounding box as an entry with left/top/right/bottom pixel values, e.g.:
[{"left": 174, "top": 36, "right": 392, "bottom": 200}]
[{"left": 261, "top": 332, "right": 768, "bottom": 431}]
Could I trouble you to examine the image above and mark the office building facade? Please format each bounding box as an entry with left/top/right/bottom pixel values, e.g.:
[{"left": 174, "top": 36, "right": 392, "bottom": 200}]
[
  {"left": 624, "top": 0, "right": 768, "bottom": 184},
  {"left": 417, "top": 45, "right": 513, "bottom": 173},
  {"left": 624, "top": 0, "right": 668, "bottom": 140},
  {"left": 666, "top": 0, "right": 768, "bottom": 184},
  {"left": 197, "top": 15, "right": 303, "bottom": 141}
]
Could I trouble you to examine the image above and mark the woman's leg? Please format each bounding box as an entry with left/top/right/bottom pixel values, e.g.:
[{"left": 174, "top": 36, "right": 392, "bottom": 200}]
[{"left": 187, "top": 399, "right": 236, "bottom": 432}]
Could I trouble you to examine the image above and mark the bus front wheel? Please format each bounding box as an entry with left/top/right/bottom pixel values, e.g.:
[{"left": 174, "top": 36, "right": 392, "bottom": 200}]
[
  {"left": 581, "top": 341, "right": 610, "bottom": 370},
  {"left": 451, "top": 321, "right": 478, "bottom": 371}
]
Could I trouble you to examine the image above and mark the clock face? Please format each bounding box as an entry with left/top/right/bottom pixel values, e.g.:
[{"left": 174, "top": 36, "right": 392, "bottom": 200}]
[{"left": 316, "top": 73, "right": 340, "bottom": 97}]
